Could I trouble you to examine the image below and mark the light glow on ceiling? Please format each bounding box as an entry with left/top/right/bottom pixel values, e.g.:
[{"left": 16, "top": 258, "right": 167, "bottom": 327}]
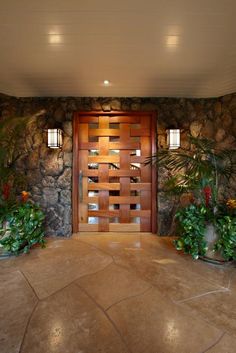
[
  {"left": 103, "top": 80, "right": 110, "bottom": 86},
  {"left": 166, "top": 35, "right": 179, "bottom": 47},
  {"left": 48, "top": 33, "right": 62, "bottom": 44}
]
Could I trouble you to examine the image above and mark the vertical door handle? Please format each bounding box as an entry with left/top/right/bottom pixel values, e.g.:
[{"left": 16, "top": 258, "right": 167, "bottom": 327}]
[{"left": 79, "top": 170, "right": 83, "bottom": 202}]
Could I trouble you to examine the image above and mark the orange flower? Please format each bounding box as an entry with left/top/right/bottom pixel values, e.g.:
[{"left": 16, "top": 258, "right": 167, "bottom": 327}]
[
  {"left": 21, "top": 191, "right": 29, "bottom": 203},
  {"left": 227, "top": 199, "right": 236, "bottom": 209}
]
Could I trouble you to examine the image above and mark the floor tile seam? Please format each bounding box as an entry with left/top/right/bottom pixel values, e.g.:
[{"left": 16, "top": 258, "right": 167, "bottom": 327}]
[
  {"left": 111, "top": 255, "right": 228, "bottom": 309},
  {"left": 112, "top": 257, "right": 153, "bottom": 286},
  {"left": 181, "top": 255, "right": 236, "bottom": 288},
  {"left": 135, "top": 239, "right": 234, "bottom": 290},
  {"left": 130, "top": 243, "right": 229, "bottom": 290},
  {"left": 174, "top": 288, "right": 230, "bottom": 304},
  {"left": 167, "top": 261, "right": 230, "bottom": 291},
  {"left": 176, "top": 300, "right": 230, "bottom": 334},
  {"left": 19, "top": 301, "right": 39, "bottom": 353},
  {"left": 39, "top": 280, "right": 81, "bottom": 301},
  {"left": 107, "top": 259, "right": 198, "bottom": 308},
  {"left": 140, "top": 278, "right": 230, "bottom": 325},
  {"left": 112, "top": 254, "right": 212, "bottom": 300},
  {"left": 105, "top": 286, "right": 153, "bottom": 312},
  {"left": 149, "top": 258, "right": 227, "bottom": 291},
  {"left": 19, "top": 270, "right": 40, "bottom": 301},
  {"left": 75, "top": 282, "right": 132, "bottom": 353},
  {"left": 76, "top": 238, "right": 116, "bottom": 260},
  {"left": 74, "top": 259, "right": 116, "bottom": 283},
  {"left": 36, "top": 261, "right": 115, "bottom": 301},
  {"left": 201, "top": 332, "right": 226, "bottom": 353},
  {"left": 92, "top": 265, "right": 228, "bottom": 346},
  {"left": 143, "top": 239, "right": 233, "bottom": 286},
  {"left": 77, "top": 236, "right": 176, "bottom": 266},
  {"left": 111, "top": 254, "right": 185, "bottom": 294},
  {"left": 75, "top": 257, "right": 153, "bottom": 288},
  {"left": 188, "top": 270, "right": 232, "bottom": 291},
  {"left": 77, "top": 236, "right": 149, "bottom": 261},
  {"left": 164, "top": 259, "right": 230, "bottom": 291},
  {"left": 109, "top": 258, "right": 162, "bottom": 289}
]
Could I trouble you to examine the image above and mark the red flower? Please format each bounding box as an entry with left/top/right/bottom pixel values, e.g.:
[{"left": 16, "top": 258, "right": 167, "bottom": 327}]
[
  {"left": 203, "top": 185, "right": 212, "bottom": 207},
  {"left": 2, "top": 183, "right": 10, "bottom": 200}
]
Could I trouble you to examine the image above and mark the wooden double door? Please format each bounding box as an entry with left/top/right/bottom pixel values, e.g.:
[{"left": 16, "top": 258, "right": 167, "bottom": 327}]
[{"left": 73, "top": 112, "right": 156, "bottom": 233}]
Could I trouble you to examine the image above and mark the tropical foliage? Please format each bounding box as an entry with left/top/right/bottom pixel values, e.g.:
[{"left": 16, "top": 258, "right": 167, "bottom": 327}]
[
  {"left": 0, "top": 114, "right": 46, "bottom": 255},
  {"left": 175, "top": 201, "right": 236, "bottom": 260},
  {"left": 0, "top": 193, "right": 45, "bottom": 255},
  {"left": 145, "top": 135, "right": 236, "bottom": 201},
  {"left": 146, "top": 135, "right": 236, "bottom": 260},
  {"left": 0, "top": 115, "right": 31, "bottom": 195}
]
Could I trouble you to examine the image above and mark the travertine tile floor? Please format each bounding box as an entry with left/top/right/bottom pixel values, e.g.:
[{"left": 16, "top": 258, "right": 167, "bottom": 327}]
[{"left": 0, "top": 233, "right": 236, "bottom": 353}]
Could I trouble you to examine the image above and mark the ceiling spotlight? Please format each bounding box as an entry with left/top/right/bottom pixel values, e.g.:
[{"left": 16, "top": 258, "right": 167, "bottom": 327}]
[
  {"left": 166, "top": 35, "right": 179, "bottom": 47},
  {"left": 103, "top": 80, "right": 110, "bottom": 86},
  {"left": 48, "top": 33, "right": 62, "bottom": 44}
]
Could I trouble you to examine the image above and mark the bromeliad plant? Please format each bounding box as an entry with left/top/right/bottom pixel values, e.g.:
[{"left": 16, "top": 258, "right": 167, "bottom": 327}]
[{"left": 146, "top": 135, "right": 236, "bottom": 260}]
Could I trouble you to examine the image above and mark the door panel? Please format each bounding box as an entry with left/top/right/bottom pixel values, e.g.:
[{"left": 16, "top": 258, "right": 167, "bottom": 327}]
[{"left": 73, "top": 112, "right": 156, "bottom": 233}]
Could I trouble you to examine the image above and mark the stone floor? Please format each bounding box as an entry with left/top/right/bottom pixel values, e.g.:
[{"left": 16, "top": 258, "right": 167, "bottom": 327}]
[{"left": 0, "top": 233, "right": 236, "bottom": 353}]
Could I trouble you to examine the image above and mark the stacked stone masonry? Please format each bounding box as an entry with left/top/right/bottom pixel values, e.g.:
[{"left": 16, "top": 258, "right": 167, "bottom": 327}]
[{"left": 0, "top": 94, "right": 236, "bottom": 236}]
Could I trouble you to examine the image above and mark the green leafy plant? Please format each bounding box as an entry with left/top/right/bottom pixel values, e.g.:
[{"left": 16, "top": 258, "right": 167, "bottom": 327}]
[
  {"left": 0, "top": 112, "right": 46, "bottom": 255},
  {"left": 0, "top": 200, "right": 45, "bottom": 255},
  {"left": 146, "top": 135, "right": 236, "bottom": 201},
  {"left": 175, "top": 204, "right": 208, "bottom": 259},
  {"left": 214, "top": 212, "right": 236, "bottom": 261},
  {"left": 175, "top": 202, "right": 236, "bottom": 260},
  {"left": 146, "top": 135, "right": 236, "bottom": 261}
]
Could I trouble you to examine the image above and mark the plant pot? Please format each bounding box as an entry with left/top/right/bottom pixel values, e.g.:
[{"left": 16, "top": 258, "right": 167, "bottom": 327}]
[{"left": 202, "top": 223, "right": 226, "bottom": 264}]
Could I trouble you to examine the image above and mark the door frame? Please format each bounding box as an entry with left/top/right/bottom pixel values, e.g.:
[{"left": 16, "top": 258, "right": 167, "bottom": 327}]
[{"left": 72, "top": 111, "right": 157, "bottom": 233}]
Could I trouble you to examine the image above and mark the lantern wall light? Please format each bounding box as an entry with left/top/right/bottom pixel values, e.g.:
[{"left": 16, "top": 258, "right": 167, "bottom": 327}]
[
  {"left": 47, "top": 128, "right": 63, "bottom": 148},
  {"left": 166, "top": 128, "right": 181, "bottom": 150}
]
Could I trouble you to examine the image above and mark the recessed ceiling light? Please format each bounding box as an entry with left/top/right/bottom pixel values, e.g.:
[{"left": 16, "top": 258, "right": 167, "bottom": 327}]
[
  {"left": 166, "top": 35, "right": 179, "bottom": 47},
  {"left": 48, "top": 34, "right": 62, "bottom": 44},
  {"left": 103, "top": 80, "right": 110, "bottom": 86}
]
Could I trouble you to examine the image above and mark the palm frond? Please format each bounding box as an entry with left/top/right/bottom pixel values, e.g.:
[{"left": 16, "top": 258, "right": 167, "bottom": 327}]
[
  {"left": 146, "top": 134, "right": 236, "bottom": 203},
  {"left": 188, "top": 135, "right": 216, "bottom": 152}
]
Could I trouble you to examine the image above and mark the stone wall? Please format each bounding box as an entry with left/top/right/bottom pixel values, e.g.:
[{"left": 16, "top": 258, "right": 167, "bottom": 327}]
[{"left": 0, "top": 94, "right": 236, "bottom": 236}]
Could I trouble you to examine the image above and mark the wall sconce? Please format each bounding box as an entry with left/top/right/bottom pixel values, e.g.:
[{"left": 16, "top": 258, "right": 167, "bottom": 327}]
[
  {"left": 47, "top": 129, "right": 63, "bottom": 148},
  {"left": 166, "top": 129, "right": 180, "bottom": 150}
]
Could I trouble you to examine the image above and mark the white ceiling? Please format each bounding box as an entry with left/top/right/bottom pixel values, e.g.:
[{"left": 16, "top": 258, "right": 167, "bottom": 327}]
[{"left": 0, "top": 0, "right": 235, "bottom": 98}]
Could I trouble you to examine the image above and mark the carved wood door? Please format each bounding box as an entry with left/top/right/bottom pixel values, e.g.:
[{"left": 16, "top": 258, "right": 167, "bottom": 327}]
[{"left": 73, "top": 112, "right": 156, "bottom": 232}]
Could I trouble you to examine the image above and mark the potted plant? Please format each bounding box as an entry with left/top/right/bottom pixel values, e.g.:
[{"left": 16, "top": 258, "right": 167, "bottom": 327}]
[
  {"left": 175, "top": 198, "right": 236, "bottom": 262},
  {"left": 0, "top": 114, "right": 46, "bottom": 256},
  {"left": 0, "top": 190, "right": 45, "bottom": 255},
  {"left": 146, "top": 135, "right": 236, "bottom": 263}
]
